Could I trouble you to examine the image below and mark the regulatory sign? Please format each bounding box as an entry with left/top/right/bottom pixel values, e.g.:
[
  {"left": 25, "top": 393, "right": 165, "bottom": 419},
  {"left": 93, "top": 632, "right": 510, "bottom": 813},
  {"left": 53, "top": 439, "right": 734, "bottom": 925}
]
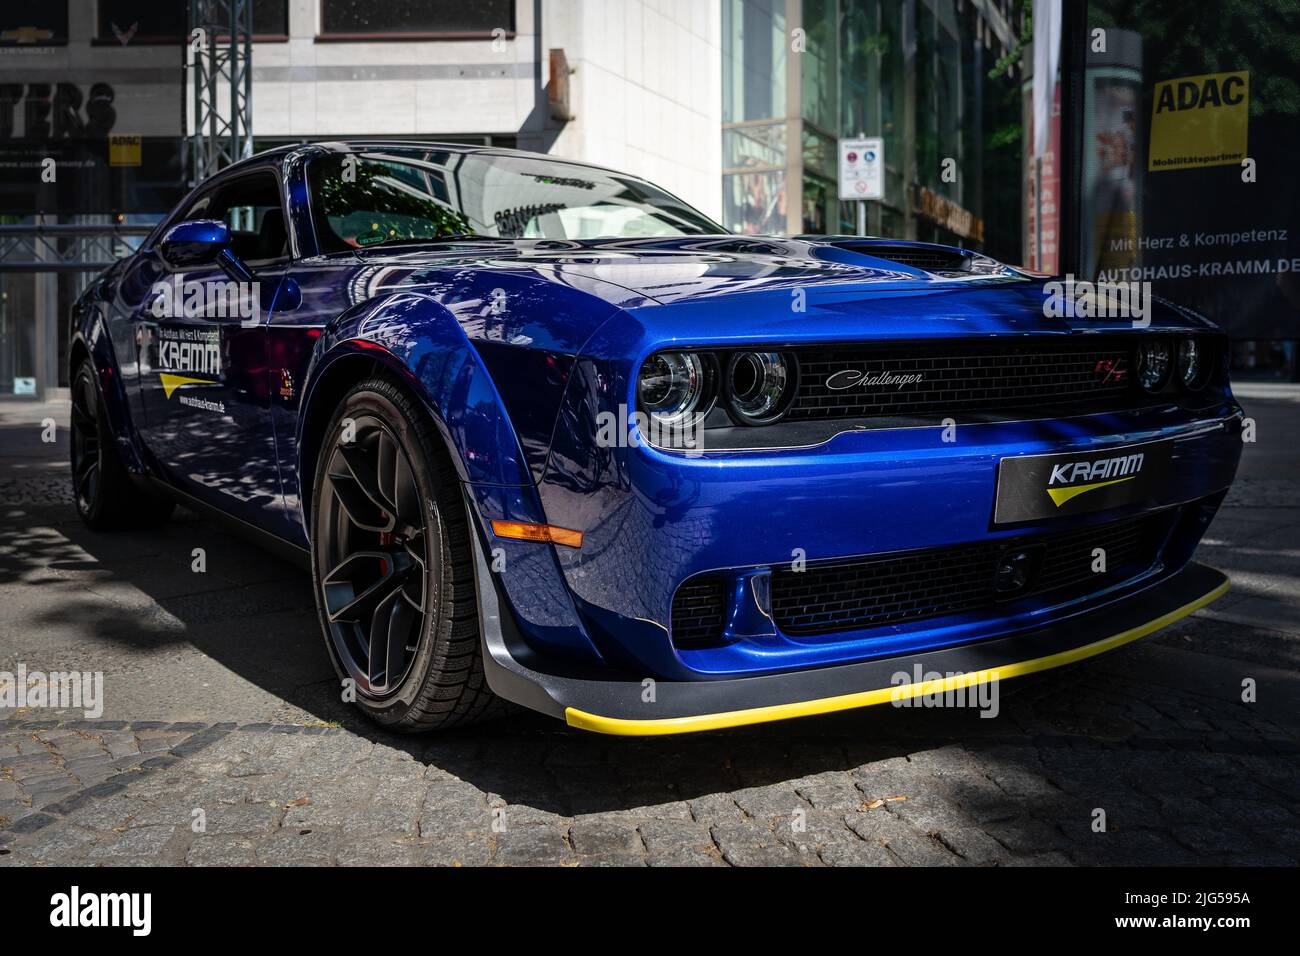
[{"left": 838, "top": 136, "right": 884, "bottom": 201}]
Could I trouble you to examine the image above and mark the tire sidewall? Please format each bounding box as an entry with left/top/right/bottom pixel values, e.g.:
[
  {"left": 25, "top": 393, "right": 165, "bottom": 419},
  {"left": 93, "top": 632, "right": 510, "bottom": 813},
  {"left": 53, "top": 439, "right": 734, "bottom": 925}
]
[
  {"left": 310, "top": 384, "right": 447, "bottom": 724},
  {"left": 71, "top": 361, "right": 105, "bottom": 526}
]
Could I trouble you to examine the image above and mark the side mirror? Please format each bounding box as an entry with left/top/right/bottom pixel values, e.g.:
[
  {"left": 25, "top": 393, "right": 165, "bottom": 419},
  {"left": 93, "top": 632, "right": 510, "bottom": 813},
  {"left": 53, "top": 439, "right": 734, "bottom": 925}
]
[
  {"left": 158, "top": 218, "right": 255, "bottom": 283},
  {"left": 159, "top": 219, "right": 232, "bottom": 268}
]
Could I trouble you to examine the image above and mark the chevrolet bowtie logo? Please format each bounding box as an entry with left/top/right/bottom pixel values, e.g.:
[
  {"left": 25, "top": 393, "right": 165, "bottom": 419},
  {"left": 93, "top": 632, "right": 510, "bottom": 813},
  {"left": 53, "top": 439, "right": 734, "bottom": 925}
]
[{"left": 1, "top": 26, "right": 55, "bottom": 43}]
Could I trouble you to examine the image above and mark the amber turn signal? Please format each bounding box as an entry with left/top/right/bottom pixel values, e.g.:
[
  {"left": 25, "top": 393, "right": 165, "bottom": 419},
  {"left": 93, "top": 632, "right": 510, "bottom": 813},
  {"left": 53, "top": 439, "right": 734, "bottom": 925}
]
[{"left": 490, "top": 520, "right": 584, "bottom": 549}]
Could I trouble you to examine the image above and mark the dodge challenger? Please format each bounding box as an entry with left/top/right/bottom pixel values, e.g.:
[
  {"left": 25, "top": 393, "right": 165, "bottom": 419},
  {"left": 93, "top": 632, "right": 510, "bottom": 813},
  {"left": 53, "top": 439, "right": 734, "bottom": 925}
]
[{"left": 68, "top": 141, "right": 1242, "bottom": 734}]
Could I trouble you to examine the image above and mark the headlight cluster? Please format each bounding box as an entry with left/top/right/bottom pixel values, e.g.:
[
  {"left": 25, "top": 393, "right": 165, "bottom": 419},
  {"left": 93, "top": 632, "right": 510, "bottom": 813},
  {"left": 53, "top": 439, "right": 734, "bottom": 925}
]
[
  {"left": 637, "top": 350, "right": 798, "bottom": 426},
  {"left": 1137, "top": 337, "right": 1214, "bottom": 393}
]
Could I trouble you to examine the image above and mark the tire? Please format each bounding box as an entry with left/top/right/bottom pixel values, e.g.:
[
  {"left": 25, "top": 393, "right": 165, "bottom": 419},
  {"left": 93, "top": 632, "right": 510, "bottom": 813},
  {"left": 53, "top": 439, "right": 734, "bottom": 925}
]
[
  {"left": 70, "top": 359, "right": 176, "bottom": 531},
  {"left": 309, "top": 375, "right": 508, "bottom": 731}
]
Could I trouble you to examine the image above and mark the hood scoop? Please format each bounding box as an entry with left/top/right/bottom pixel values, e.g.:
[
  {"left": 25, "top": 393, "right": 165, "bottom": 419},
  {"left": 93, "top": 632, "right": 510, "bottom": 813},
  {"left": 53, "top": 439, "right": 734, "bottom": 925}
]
[{"left": 801, "top": 236, "right": 1014, "bottom": 277}]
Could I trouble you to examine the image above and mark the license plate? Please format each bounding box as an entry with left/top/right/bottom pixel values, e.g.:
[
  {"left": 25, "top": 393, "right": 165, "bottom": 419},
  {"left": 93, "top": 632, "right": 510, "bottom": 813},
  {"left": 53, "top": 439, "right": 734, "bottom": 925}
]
[{"left": 994, "top": 439, "right": 1173, "bottom": 525}]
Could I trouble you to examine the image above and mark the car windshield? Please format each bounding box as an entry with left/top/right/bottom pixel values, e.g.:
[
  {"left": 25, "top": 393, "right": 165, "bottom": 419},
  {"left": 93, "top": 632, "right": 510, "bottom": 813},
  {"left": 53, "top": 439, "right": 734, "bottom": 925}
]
[{"left": 306, "top": 148, "right": 723, "bottom": 252}]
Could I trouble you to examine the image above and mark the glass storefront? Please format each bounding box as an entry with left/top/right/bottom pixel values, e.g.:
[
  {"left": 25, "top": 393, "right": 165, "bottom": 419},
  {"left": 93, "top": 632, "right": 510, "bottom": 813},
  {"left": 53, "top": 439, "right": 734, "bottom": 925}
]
[
  {"left": 1080, "top": 0, "right": 1300, "bottom": 378},
  {"left": 0, "top": 272, "right": 37, "bottom": 397},
  {"left": 722, "top": 0, "right": 1025, "bottom": 266},
  {"left": 723, "top": 0, "right": 791, "bottom": 235}
]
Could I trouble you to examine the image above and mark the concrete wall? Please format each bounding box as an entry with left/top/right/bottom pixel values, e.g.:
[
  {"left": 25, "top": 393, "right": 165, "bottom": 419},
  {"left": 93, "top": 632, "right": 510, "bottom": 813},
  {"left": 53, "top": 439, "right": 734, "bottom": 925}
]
[
  {"left": 254, "top": 0, "right": 542, "bottom": 140},
  {"left": 0, "top": 0, "right": 721, "bottom": 211},
  {"left": 541, "top": 0, "right": 723, "bottom": 220}
]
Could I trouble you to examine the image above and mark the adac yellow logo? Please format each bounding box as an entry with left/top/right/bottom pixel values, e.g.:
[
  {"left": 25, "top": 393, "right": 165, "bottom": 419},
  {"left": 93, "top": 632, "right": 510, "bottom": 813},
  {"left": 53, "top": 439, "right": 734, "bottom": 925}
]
[
  {"left": 1046, "top": 452, "right": 1145, "bottom": 507},
  {"left": 1149, "top": 70, "right": 1249, "bottom": 172}
]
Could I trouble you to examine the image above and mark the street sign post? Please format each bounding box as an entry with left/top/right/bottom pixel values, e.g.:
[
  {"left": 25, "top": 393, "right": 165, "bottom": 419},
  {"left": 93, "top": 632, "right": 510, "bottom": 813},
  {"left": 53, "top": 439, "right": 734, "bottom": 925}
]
[{"left": 839, "top": 136, "right": 884, "bottom": 237}]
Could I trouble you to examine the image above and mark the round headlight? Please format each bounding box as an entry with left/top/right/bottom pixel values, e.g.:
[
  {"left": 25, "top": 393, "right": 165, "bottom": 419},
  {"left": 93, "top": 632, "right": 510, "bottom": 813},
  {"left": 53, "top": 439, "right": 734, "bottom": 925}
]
[
  {"left": 1137, "top": 340, "right": 1173, "bottom": 393},
  {"left": 724, "top": 351, "right": 795, "bottom": 424},
  {"left": 637, "top": 351, "right": 708, "bottom": 423},
  {"left": 1178, "top": 338, "right": 1208, "bottom": 390}
]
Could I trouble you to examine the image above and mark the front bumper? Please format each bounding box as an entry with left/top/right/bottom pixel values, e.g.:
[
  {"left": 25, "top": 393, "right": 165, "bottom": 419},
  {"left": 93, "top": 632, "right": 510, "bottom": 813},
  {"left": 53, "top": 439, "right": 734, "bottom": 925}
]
[
  {"left": 469, "top": 506, "right": 1229, "bottom": 735},
  {"left": 527, "top": 398, "right": 1241, "bottom": 679}
]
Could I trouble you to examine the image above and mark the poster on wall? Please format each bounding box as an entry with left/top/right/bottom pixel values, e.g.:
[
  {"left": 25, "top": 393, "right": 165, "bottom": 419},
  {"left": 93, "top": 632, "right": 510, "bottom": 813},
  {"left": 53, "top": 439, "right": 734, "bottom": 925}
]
[
  {"left": 1148, "top": 71, "right": 1249, "bottom": 172},
  {"left": 1083, "top": 2, "right": 1300, "bottom": 351}
]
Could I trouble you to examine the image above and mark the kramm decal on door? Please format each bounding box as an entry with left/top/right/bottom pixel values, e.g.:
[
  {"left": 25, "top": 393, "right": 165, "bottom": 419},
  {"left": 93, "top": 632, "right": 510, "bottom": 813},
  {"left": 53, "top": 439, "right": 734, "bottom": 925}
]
[{"left": 156, "top": 326, "right": 225, "bottom": 412}]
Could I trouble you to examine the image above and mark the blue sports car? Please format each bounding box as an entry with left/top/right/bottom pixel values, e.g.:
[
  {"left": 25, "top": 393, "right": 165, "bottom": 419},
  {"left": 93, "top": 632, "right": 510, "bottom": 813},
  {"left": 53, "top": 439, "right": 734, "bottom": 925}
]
[{"left": 69, "top": 141, "right": 1241, "bottom": 734}]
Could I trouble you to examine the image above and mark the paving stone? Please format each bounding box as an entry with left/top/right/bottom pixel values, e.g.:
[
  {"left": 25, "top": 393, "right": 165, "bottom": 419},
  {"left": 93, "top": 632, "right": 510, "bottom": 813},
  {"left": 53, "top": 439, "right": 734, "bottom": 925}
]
[
  {"left": 711, "top": 821, "right": 806, "bottom": 866},
  {"left": 492, "top": 825, "right": 572, "bottom": 866},
  {"left": 819, "top": 839, "right": 900, "bottom": 866},
  {"left": 255, "top": 828, "right": 338, "bottom": 866},
  {"left": 3, "top": 436, "right": 1300, "bottom": 868},
  {"left": 795, "top": 773, "right": 872, "bottom": 812},
  {"left": 731, "top": 783, "right": 808, "bottom": 822},
  {"left": 185, "top": 835, "right": 258, "bottom": 865},
  {"left": 414, "top": 834, "right": 494, "bottom": 867},
  {"left": 87, "top": 825, "right": 175, "bottom": 859},
  {"left": 568, "top": 817, "right": 642, "bottom": 857}
]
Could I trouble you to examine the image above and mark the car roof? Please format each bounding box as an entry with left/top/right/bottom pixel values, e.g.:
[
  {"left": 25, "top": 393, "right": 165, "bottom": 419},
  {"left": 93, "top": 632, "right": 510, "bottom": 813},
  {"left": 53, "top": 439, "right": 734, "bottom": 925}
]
[{"left": 219, "top": 139, "right": 631, "bottom": 179}]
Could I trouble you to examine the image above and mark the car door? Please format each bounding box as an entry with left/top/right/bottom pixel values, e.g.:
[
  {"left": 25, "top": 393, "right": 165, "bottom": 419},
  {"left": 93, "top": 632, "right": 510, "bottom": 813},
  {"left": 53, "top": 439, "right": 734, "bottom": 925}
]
[{"left": 130, "top": 169, "right": 291, "bottom": 528}]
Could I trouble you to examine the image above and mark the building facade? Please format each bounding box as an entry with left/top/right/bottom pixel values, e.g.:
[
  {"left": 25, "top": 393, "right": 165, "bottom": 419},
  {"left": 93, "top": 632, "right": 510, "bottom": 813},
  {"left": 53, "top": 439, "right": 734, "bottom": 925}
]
[
  {"left": 0, "top": 0, "right": 1297, "bottom": 399},
  {"left": 0, "top": 0, "right": 722, "bottom": 398}
]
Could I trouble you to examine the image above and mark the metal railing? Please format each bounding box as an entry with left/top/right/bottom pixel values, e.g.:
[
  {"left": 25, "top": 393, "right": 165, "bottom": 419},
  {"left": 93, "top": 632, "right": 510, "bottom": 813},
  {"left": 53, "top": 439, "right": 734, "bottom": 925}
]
[{"left": 0, "top": 224, "right": 154, "bottom": 272}]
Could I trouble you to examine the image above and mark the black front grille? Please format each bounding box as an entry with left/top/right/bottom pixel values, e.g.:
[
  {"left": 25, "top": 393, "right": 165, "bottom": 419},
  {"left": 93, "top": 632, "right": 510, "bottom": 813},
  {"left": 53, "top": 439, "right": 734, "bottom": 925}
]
[
  {"left": 789, "top": 339, "right": 1135, "bottom": 421},
  {"left": 670, "top": 578, "right": 726, "bottom": 649},
  {"left": 769, "top": 512, "right": 1166, "bottom": 637}
]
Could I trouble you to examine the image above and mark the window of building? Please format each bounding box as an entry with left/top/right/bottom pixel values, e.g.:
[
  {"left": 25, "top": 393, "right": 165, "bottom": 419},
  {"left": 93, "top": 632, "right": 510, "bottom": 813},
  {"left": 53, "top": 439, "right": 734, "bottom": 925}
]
[
  {"left": 95, "top": 0, "right": 288, "bottom": 44},
  {"left": 318, "top": 0, "right": 515, "bottom": 39}
]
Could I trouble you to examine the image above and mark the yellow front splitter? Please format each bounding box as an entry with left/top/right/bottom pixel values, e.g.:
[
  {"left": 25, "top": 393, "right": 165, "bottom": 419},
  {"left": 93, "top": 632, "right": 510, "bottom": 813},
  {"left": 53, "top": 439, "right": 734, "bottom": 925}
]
[{"left": 565, "top": 574, "right": 1229, "bottom": 736}]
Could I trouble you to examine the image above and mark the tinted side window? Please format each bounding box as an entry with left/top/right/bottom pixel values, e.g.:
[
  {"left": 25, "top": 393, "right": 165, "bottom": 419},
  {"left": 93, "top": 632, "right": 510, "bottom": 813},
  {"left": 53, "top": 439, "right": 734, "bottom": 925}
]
[
  {"left": 209, "top": 174, "right": 289, "bottom": 264},
  {"left": 165, "top": 172, "right": 289, "bottom": 265}
]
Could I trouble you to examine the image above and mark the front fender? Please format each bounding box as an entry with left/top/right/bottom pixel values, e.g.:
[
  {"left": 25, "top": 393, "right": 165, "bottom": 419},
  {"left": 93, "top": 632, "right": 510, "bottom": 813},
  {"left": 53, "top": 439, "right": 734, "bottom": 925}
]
[
  {"left": 300, "top": 291, "right": 533, "bottom": 488},
  {"left": 297, "top": 291, "right": 611, "bottom": 671}
]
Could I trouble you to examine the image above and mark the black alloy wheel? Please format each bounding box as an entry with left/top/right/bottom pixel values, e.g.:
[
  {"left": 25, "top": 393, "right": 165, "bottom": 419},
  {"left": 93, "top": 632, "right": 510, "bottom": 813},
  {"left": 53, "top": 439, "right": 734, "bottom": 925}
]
[
  {"left": 317, "top": 414, "right": 430, "bottom": 696},
  {"left": 310, "top": 377, "right": 506, "bottom": 730}
]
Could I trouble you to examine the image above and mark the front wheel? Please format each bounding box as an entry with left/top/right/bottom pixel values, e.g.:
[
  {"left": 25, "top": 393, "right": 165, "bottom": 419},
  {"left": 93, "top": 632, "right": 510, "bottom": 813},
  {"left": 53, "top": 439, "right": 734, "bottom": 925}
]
[{"left": 309, "top": 376, "right": 507, "bottom": 731}]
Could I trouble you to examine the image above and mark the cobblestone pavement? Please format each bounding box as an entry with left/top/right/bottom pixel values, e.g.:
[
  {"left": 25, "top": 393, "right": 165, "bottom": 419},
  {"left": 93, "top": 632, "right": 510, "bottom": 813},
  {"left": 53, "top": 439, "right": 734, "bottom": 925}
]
[{"left": 0, "top": 391, "right": 1297, "bottom": 866}]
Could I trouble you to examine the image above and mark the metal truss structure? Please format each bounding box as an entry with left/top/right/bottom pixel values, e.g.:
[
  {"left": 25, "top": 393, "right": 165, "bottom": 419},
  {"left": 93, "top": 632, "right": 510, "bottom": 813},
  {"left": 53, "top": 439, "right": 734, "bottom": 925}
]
[
  {"left": 0, "top": 223, "right": 153, "bottom": 273},
  {"left": 186, "top": 0, "right": 254, "bottom": 187}
]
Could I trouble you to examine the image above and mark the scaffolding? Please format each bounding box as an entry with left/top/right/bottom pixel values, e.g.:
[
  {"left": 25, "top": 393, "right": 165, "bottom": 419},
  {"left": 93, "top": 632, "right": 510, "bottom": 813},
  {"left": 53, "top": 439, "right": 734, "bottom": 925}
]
[{"left": 186, "top": 0, "right": 254, "bottom": 187}]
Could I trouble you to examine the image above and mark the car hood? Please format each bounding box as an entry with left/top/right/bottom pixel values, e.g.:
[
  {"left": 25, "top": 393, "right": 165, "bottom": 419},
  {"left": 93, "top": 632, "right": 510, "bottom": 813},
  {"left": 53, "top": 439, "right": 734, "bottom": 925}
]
[
  {"left": 353, "top": 235, "right": 1216, "bottom": 351},
  {"left": 355, "top": 235, "right": 1018, "bottom": 308}
]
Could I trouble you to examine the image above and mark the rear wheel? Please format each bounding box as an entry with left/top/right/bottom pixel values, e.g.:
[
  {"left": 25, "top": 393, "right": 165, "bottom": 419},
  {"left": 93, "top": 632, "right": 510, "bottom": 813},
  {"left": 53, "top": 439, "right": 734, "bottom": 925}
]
[
  {"left": 70, "top": 359, "right": 175, "bottom": 531},
  {"left": 310, "top": 376, "right": 506, "bottom": 731}
]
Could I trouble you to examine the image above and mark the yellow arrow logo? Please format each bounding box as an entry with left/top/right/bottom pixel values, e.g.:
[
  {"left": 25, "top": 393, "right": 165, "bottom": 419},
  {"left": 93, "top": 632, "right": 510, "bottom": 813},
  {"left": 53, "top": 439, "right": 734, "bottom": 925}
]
[
  {"left": 159, "top": 373, "right": 215, "bottom": 399},
  {"left": 1046, "top": 476, "right": 1134, "bottom": 507}
]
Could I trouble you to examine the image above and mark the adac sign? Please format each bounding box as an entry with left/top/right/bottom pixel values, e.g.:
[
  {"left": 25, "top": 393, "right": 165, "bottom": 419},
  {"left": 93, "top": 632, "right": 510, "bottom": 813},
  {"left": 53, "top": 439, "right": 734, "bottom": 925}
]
[{"left": 1148, "top": 70, "right": 1249, "bottom": 172}]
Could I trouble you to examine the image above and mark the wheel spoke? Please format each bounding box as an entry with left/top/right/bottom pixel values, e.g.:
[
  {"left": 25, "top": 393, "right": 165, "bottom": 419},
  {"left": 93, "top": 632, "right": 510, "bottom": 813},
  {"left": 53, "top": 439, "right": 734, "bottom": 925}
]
[
  {"left": 70, "top": 400, "right": 94, "bottom": 432},
  {"left": 71, "top": 371, "right": 101, "bottom": 510},
  {"left": 321, "top": 551, "right": 408, "bottom": 624},
  {"left": 402, "top": 534, "right": 426, "bottom": 610},
  {"left": 75, "top": 459, "right": 99, "bottom": 504},
  {"left": 317, "top": 416, "right": 434, "bottom": 700},
  {"left": 389, "top": 438, "right": 422, "bottom": 531},
  {"left": 338, "top": 441, "right": 395, "bottom": 514},
  {"left": 367, "top": 587, "right": 417, "bottom": 691}
]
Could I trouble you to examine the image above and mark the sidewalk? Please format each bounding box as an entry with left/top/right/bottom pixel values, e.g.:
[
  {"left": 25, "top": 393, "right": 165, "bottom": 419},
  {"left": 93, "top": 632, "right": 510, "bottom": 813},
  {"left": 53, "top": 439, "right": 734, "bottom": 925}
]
[{"left": 1, "top": 394, "right": 1296, "bottom": 866}]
